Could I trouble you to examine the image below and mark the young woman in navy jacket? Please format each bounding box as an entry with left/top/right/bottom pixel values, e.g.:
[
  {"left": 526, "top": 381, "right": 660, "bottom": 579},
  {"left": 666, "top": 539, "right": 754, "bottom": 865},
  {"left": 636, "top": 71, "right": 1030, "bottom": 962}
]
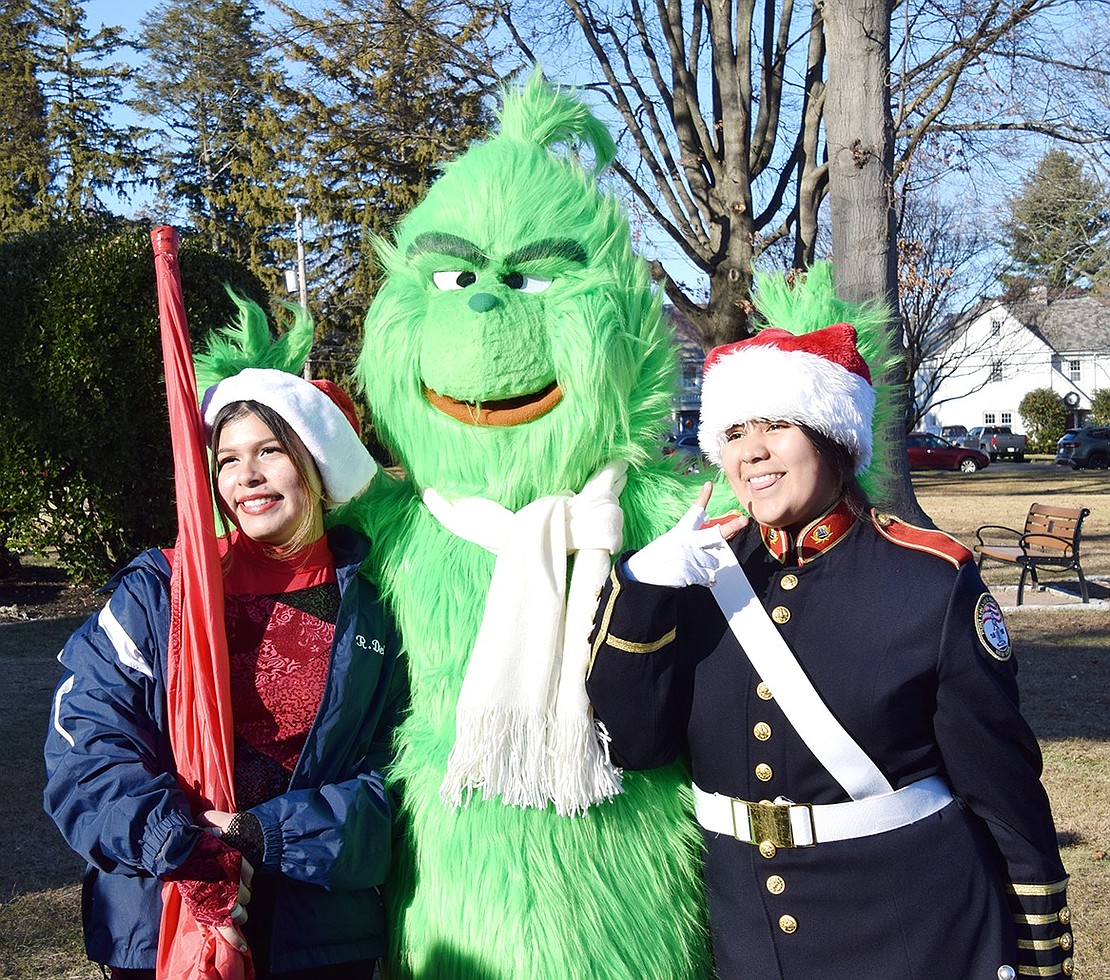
[{"left": 45, "top": 368, "right": 403, "bottom": 979}]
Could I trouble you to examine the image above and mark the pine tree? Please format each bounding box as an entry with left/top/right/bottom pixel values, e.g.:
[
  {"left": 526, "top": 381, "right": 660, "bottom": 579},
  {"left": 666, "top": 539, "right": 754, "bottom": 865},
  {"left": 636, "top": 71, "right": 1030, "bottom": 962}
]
[
  {"left": 0, "top": 0, "right": 52, "bottom": 238},
  {"left": 1004, "top": 150, "right": 1110, "bottom": 294},
  {"left": 34, "top": 0, "right": 149, "bottom": 220},
  {"left": 269, "top": 0, "right": 495, "bottom": 340},
  {"left": 133, "top": 0, "right": 293, "bottom": 291}
]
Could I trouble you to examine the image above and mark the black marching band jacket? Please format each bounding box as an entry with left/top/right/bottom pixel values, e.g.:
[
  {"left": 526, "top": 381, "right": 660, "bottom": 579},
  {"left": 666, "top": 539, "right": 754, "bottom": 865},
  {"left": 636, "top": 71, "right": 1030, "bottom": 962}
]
[{"left": 587, "top": 501, "right": 1072, "bottom": 979}]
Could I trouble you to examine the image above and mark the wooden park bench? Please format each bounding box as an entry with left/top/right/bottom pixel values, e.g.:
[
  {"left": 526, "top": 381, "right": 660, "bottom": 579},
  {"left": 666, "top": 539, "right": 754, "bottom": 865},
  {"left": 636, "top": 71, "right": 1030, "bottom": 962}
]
[{"left": 974, "top": 502, "right": 1092, "bottom": 605}]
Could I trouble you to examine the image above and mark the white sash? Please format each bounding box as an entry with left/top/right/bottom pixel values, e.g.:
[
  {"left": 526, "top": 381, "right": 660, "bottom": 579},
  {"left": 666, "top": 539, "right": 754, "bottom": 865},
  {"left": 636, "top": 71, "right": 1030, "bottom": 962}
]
[{"left": 710, "top": 545, "right": 893, "bottom": 800}]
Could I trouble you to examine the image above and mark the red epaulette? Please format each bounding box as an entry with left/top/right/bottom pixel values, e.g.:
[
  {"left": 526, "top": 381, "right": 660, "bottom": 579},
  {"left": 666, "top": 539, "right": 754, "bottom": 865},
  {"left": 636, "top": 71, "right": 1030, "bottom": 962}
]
[{"left": 870, "top": 510, "right": 973, "bottom": 568}]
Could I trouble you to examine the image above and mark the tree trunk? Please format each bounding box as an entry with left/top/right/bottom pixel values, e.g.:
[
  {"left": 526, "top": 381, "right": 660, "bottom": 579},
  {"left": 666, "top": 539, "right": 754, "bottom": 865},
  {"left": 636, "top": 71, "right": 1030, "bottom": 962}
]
[{"left": 822, "top": 0, "right": 926, "bottom": 523}]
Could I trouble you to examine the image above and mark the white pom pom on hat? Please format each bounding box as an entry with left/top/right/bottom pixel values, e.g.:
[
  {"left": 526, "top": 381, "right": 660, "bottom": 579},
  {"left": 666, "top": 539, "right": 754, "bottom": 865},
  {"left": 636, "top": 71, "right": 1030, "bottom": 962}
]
[
  {"left": 202, "top": 368, "right": 378, "bottom": 506},
  {"left": 697, "top": 322, "right": 875, "bottom": 474}
]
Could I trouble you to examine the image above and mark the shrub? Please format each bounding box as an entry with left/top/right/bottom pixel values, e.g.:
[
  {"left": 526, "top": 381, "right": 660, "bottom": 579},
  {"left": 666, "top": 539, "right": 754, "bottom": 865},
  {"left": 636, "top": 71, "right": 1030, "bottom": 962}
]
[
  {"left": 1019, "top": 388, "right": 1068, "bottom": 453},
  {"left": 1090, "top": 388, "right": 1110, "bottom": 425},
  {"left": 0, "top": 219, "right": 267, "bottom": 582}
]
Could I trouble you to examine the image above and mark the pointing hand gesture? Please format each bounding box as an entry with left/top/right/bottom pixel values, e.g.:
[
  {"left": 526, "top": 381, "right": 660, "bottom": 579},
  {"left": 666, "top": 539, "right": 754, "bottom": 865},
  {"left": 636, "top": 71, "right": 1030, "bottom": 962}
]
[{"left": 624, "top": 482, "right": 746, "bottom": 588}]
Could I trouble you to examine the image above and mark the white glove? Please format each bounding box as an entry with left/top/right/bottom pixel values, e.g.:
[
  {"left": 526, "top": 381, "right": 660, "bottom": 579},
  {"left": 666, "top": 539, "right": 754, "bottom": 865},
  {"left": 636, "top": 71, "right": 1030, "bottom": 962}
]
[{"left": 624, "top": 500, "right": 731, "bottom": 588}]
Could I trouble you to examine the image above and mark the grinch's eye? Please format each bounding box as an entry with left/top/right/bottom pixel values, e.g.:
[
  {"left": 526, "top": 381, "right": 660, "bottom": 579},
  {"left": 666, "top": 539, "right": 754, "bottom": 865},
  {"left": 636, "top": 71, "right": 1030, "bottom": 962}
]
[
  {"left": 502, "top": 272, "right": 552, "bottom": 293},
  {"left": 433, "top": 270, "right": 477, "bottom": 290}
]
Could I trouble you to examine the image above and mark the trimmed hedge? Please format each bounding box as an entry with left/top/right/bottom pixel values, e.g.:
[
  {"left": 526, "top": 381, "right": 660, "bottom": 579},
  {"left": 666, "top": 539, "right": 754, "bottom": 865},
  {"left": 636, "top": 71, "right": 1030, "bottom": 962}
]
[
  {"left": 1091, "top": 389, "right": 1110, "bottom": 426},
  {"left": 1018, "top": 387, "right": 1068, "bottom": 455},
  {"left": 0, "top": 220, "right": 267, "bottom": 582}
]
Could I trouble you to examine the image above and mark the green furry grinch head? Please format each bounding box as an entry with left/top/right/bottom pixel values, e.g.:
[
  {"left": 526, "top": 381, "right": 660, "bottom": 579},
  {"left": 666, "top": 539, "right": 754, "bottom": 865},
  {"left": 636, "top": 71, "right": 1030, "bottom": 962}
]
[{"left": 358, "top": 74, "right": 676, "bottom": 507}]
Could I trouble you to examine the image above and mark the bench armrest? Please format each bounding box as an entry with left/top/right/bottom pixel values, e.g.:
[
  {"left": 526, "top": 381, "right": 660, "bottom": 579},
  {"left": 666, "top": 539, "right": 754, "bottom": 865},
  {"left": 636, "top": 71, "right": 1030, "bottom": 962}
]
[
  {"left": 1018, "top": 532, "right": 1075, "bottom": 558},
  {"left": 974, "top": 524, "right": 1022, "bottom": 547}
]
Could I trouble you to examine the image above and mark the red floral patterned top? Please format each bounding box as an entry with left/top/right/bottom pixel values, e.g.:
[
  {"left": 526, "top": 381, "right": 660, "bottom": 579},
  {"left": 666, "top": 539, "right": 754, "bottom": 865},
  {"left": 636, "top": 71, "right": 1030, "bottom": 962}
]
[{"left": 223, "top": 532, "right": 339, "bottom": 809}]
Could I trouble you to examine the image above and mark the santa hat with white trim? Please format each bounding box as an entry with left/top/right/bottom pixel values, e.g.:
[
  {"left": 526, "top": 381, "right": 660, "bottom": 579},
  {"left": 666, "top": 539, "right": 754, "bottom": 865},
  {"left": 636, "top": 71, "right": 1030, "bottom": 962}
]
[
  {"left": 202, "top": 367, "right": 378, "bottom": 507},
  {"left": 697, "top": 322, "right": 875, "bottom": 474}
]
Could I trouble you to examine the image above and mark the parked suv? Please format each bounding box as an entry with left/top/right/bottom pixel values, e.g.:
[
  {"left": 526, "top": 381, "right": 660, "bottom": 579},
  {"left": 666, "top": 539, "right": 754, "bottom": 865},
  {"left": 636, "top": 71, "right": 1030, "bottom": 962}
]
[{"left": 1055, "top": 426, "right": 1110, "bottom": 470}]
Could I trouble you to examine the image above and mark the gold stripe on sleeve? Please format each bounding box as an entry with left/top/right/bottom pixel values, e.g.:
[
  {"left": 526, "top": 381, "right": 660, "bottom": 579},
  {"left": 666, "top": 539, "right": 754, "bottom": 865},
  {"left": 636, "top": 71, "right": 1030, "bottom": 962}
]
[
  {"left": 1015, "top": 913, "right": 1062, "bottom": 926},
  {"left": 605, "top": 628, "right": 677, "bottom": 654},
  {"left": 1017, "top": 938, "right": 1065, "bottom": 951},
  {"left": 1007, "top": 879, "right": 1070, "bottom": 897}
]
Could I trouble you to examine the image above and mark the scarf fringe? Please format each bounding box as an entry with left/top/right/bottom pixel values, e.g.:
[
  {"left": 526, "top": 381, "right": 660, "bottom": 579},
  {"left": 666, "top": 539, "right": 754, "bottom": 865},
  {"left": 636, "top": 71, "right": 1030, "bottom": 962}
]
[
  {"left": 440, "top": 708, "right": 623, "bottom": 815},
  {"left": 441, "top": 707, "right": 552, "bottom": 810},
  {"left": 549, "top": 713, "right": 623, "bottom": 816}
]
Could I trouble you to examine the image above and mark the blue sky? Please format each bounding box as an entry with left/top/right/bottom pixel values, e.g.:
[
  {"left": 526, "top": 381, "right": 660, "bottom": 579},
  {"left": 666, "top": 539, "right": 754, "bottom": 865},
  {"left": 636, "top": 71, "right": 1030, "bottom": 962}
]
[
  {"left": 72, "top": 0, "right": 1035, "bottom": 301},
  {"left": 84, "top": 0, "right": 148, "bottom": 35}
]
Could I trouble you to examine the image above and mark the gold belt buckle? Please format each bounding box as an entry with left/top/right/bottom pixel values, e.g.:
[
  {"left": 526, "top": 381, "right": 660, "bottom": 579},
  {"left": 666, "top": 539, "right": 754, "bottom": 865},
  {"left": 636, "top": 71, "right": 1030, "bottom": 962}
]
[{"left": 731, "top": 799, "right": 814, "bottom": 848}]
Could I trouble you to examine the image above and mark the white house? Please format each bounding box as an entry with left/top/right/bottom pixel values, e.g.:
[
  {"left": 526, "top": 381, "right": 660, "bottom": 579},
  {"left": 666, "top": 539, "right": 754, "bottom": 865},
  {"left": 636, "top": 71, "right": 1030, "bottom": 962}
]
[{"left": 918, "top": 294, "right": 1110, "bottom": 434}]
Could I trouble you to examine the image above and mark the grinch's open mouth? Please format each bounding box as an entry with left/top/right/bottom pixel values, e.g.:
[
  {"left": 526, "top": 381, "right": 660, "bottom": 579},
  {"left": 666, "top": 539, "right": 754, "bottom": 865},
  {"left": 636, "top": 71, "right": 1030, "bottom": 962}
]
[{"left": 424, "top": 381, "right": 563, "bottom": 426}]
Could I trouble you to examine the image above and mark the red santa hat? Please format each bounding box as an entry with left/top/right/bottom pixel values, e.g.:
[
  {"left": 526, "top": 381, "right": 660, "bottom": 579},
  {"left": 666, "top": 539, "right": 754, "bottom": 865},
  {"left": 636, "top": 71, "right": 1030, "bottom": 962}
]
[
  {"left": 202, "top": 368, "right": 378, "bottom": 506},
  {"left": 697, "top": 322, "right": 875, "bottom": 474}
]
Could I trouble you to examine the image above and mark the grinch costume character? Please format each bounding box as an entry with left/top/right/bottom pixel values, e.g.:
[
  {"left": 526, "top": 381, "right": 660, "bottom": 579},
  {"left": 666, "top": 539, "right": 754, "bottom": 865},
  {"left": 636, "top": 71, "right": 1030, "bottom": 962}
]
[{"left": 351, "top": 77, "right": 713, "bottom": 978}]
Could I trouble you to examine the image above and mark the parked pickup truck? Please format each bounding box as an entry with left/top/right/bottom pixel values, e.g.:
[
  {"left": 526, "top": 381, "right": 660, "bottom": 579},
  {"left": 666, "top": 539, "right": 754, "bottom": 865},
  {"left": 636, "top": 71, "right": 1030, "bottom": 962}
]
[{"left": 960, "top": 425, "right": 1027, "bottom": 461}]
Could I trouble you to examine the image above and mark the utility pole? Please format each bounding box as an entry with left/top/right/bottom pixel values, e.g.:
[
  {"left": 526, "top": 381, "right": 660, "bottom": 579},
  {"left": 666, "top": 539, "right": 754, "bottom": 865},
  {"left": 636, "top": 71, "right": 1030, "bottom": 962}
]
[{"left": 295, "top": 202, "right": 311, "bottom": 379}]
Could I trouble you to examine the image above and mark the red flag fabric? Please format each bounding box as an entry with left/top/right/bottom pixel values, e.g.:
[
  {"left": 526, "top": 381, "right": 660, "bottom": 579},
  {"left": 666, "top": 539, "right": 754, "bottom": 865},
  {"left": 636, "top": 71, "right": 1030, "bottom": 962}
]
[{"left": 151, "top": 226, "right": 252, "bottom": 980}]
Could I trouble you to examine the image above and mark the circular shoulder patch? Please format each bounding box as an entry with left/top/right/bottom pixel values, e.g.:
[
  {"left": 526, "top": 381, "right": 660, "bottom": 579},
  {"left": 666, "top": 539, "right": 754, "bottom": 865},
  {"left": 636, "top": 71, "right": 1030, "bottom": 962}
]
[{"left": 975, "top": 593, "right": 1011, "bottom": 661}]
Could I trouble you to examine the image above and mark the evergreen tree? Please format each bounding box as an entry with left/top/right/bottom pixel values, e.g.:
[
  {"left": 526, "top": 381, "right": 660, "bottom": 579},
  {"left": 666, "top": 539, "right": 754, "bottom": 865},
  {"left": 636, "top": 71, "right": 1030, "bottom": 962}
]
[
  {"left": 1004, "top": 150, "right": 1110, "bottom": 293},
  {"left": 34, "top": 0, "right": 149, "bottom": 220},
  {"left": 269, "top": 0, "right": 495, "bottom": 340},
  {"left": 0, "top": 0, "right": 52, "bottom": 238},
  {"left": 133, "top": 0, "right": 293, "bottom": 292}
]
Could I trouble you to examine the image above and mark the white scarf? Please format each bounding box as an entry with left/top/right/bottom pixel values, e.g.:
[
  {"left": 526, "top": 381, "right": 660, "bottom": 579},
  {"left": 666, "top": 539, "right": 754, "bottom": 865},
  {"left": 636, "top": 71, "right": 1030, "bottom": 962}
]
[{"left": 423, "top": 460, "right": 628, "bottom": 816}]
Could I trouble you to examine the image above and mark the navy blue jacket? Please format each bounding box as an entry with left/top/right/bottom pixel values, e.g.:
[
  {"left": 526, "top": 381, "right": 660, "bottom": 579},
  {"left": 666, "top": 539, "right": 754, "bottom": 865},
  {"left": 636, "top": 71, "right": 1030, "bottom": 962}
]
[
  {"left": 587, "top": 507, "right": 1071, "bottom": 979},
  {"left": 44, "top": 525, "right": 404, "bottom": 972}
]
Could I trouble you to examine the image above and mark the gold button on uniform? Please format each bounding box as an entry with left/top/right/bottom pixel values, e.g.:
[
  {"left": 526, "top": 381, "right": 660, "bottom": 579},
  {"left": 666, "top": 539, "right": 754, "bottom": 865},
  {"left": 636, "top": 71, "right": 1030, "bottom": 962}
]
[
  {"left": 756, "top": 682, "right": 773, "bottom": 701},
  {"left": 753, "top": 722, "right": 772, "bottom": 741},
  {"left": 755, "top": 763, "right": 773, "bottom": 782},
  {"left": 778, "top": 914, "right": 797, "bottom": 934},
  {"left": 780, "top": 574, "right": 798, "bottom": 590},
  {"left": 1062, "top": 956, "right": 1074, "bottom": 975},
  {"left": 1060, "top": 932, "right": 1073, "bottom": 951},
  {"left": 1058, "top": 906, "right": 1071, "bottom": 925},
  {"left": 759, "top": 840, "right": 777, "bottom": 859},
  {"left": 771, "top": 606, "right": 791, "bottom": 625},
  {"left": 766, "top": 875, "right": 785, "bottom": 895}
]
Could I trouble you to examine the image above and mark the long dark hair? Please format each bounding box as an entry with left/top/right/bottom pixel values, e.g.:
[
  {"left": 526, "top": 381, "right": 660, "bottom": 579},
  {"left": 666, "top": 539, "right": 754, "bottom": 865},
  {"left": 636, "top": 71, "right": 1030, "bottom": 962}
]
[{"left": 798, "top": 423, "right": 869, "bottom": 518}]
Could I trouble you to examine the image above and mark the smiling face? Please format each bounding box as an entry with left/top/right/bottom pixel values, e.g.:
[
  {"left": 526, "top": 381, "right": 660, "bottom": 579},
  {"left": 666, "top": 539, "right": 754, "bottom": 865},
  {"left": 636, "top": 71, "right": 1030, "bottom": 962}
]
[
  {"left": 720, "top": 421, "right": 843, "bottom": 533},
  {"left": 214, "top": 408, "right": 323, "bottom": 550}
]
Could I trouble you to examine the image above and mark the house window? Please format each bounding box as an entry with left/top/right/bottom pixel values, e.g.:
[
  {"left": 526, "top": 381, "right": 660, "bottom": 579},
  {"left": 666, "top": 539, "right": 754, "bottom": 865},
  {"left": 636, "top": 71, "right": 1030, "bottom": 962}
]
[
  {"left": 1001, "top": 412, "right": 1012, "bottom": 425},
  {"left": 1069, "top": 359, "right": 1081, "bottom": 382},
  {"left": 984, "top": 412, "right": 997, "bottom": 424},
  {"left": 990, "top": 317, "right": 1002, "bottom": 336},
  {"left": 990, "top": 360, "right": 1003, "bottom": 382}
]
